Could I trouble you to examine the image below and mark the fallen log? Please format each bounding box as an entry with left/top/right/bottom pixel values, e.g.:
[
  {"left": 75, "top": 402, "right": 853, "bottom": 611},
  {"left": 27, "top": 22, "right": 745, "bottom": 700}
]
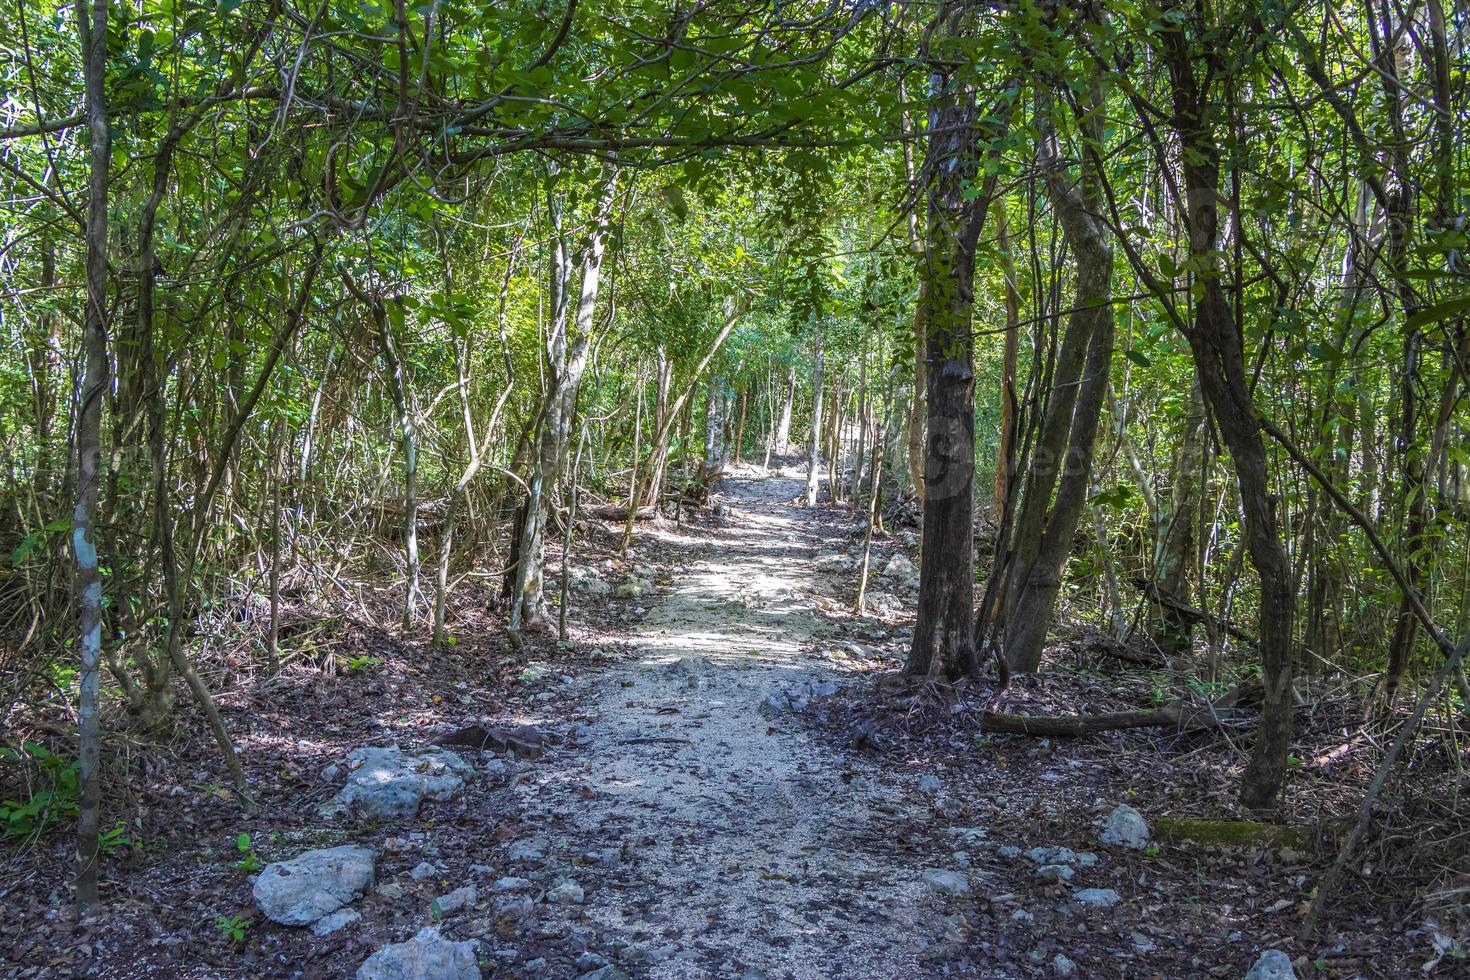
[
  {"left": 585, "top": 504, "right": 658, "bottom": 522},
  {"left": 982, "top": 698, "right": 1253, "bottom": 736},
  {"left": 1154, "top": 817, "right": 1315, "bottom": 851}
]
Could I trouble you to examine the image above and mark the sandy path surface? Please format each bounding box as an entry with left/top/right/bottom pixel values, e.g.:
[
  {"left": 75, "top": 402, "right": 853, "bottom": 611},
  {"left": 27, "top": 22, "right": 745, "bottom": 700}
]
[{"left": 507, "top": 471, "right": 958, "bottom": 979}]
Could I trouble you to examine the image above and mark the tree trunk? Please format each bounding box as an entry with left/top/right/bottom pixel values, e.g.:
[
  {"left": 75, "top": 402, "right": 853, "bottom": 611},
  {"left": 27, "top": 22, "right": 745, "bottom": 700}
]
[
  {"left": 511, "top": 170, "right": 616, "bottom": 630},
  {"left": 775, "top": 365, "right": 796, "bottom": 454},
  {"left": 372, "top": 294, "right": 421, "bottom": 630},
  {"left": 804, "top": 324, "right": 825, "bottom": 506},
  {"left": 1163, "top": 27, "right": 1296, "bottom": 809},
  {"left": 904, "top": 62, "right": 1008, "bottom": 679},
  {"left": 1003, "top": 92, "right": 1114, "bottom": 675},
  {"left": 1154, "top": 380, "right": 1207, "bottom": 657},
  {"left": 994, "top": 198, "right": 1021, "bottom": 518},
  {"left": 74, "top": 0, "right": 111, "bottom": 911}
]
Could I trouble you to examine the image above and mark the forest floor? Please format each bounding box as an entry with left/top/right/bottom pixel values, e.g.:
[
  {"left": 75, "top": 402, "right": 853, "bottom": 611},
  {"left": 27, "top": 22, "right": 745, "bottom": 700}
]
[{"left": 0, "top": 467, "right": 1458, "bottom": 978}]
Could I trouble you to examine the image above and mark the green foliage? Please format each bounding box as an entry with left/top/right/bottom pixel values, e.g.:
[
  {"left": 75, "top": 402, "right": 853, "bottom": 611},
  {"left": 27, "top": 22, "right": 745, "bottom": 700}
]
[
  {"left": 231, "top": 832, "right": 260, "bottom": 873},
  {"left": 213, "top": 914, "right": 252, "bottom": 942},
  {"left": 0, "top": 743, "right": 79, "bottom": 842}
]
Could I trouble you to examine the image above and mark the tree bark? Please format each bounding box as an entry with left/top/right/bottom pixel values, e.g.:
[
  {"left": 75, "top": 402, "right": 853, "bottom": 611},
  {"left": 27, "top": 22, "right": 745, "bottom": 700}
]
[
  {"left": 1002, "top": 92, "right": 1115, "bottom": 674},
  {"left": 1162, "top": 26, "right": 1296, "bottom": 809},
  {"left": 904, "top": 62, "right": 1009, "bottom": 679},
  {"left": 804, "top": 324, "right": 825, "bottom": 506},
  {"left": 74, "top": 0, "right": 111, "bottom": 911},
  {"left": 511, "top": 170, "right": 616, "bottom": 630}
]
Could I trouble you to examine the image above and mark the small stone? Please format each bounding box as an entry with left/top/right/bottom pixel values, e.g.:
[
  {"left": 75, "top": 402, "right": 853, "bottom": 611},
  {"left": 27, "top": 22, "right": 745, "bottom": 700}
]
[
  {"left": 1051, "top": 953, "right": 1077, "bottom": 977},
  {"left": 323, "top": 746, "right": 474, "bottom": 821},
  {"left": 546, "top": 879, "right": 584, "bottom": 904},
  {"left": 1026, "top": 846, "right": 1078, "bottom": 866},
  {"left": 356, "top": 926, "right": 479, "bottom": 980},
  {"left": 494, "top": 895, "right": 533, "bottom": 926},
  {"left": 614, "top": 578, "right": 652, "bottom": 599},
  {"left": 578, "top": 968, "right": 628, "bottom": 980},
  {"left": 1011, "top": 908, "right": 1034, "bottom": 923},
  {"left": 311, "top": 909, "right": 362, "bottom": 936},
  {"left": 1071, "top": 888, "right": 1122, "bottom": 908},
  {"left": 518, "top": 663, "right": 551, "bottom": 683},
  {"left": 575, "top": 952, "right": 607, "bottom": 970},
  {"left": 376, "top": 882, "right": 405, "bottom": 900},
  {"left": 921, "top": 868, "right": 970, "bottom": 896},
  {"left": 524, "top": 958, "right": 547, "bottom": 974},
  {"left": 1244, "top": 949, "right": 1298, "bottom": 980},
  {"left": 917, "top": 774, "right": 942, "bottom": 794},
  {"left": 1130, "top": 931, "right": 1155, "bottom": 953},
  {"left": 1100, "top": 804, "right": 1151, "bottom": 850},
  {"left": 410, "top": 861, "right": 437, "bottom": 880},
  {"left": 252, "top": 845, "right": 376, "bottom": 927},
  {"left": 433, "top": 884, "right": 477, "bottom": 916},
  {"left": 997, "top": 845, "right": 1022, "bottom": 860},
  {"left": 491, "top": 877, "right": 531, "bottom": 893},
  {"left": 1037, "top": 864, "right": 1075, "bottom": 882},
  {"left": 506, "top": 842, "right": 543, "bottom": 862},
  {"left": 880, "top": 553, "right": 919, "bottom": 586}
]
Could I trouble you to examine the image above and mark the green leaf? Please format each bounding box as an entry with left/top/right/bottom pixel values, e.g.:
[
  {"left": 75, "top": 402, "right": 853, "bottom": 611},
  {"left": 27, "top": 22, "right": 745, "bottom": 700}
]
[
  {"left": 1403, "top": 293, "right": 1470, "bottom": 332},
  {"left": 1123, "top": 348, "right": 1152, "bottom": 368}
]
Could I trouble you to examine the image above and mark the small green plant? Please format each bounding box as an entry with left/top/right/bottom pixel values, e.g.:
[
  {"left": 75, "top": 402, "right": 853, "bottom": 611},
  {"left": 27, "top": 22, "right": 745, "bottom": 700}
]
[
  {"left": 0, "top": 742, "right": 80, "bottom": 840},
  {"left": 343, "top": 655, "right": 381, "bottom": 673},
  {"left": 214, "top": 914, "right": 253, "bottom": 942},
  {"left": 1144, "top": 844, "right": 1161, "bottom": 858},
  {"left": 231, "top": 832, "right": 260, "bottom": 872},
  {"left": 99, "top": 822, "right": 138, "bottom": 855}
]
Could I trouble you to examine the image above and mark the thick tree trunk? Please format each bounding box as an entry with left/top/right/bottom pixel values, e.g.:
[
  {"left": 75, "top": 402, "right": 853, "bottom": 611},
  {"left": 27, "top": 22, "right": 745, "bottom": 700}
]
[{"left": 904, "top": 67, "right": 1008, "bottom": 679}]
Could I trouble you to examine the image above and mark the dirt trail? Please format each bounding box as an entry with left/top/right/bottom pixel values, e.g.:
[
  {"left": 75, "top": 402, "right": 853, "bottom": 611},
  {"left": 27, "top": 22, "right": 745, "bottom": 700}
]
[{"left": 508, "top": 470, "right": 953, "bottom": 978}]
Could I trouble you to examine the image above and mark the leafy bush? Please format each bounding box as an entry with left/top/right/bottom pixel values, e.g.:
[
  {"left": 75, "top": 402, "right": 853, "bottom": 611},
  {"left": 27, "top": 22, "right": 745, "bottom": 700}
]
[{"left": 0, "top": 742, "right": 79, "bottom": 841}]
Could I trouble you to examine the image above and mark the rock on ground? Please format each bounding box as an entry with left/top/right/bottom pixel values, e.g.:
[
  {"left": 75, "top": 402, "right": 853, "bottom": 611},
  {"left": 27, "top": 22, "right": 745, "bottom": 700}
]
[
  {"left": 1072, "top": 888, "right": 1122, "bottom": 908},
  {"left": 921, "top": 868, "right": 970, "bottom": 896},
  {"left": 1244, "top": 949, "right": 1298, "bottom": 980},
  {"left": 433, "top": 884, "right": 477, "bottom": 916},
  {"left": 311, "top": 908, "right": 362, "bottom": 936},
  {"left": 252, "top": 845, "right": 376, "bottom": 926},
  {"left": 1100, "top": 803, "right": 1151, "bottom": 849},
  {"left": 323, "top": 745, "right": 475, "bottom": 820},
  {"left": 357, "top": 927, "right": 480, "bottom": 980}
]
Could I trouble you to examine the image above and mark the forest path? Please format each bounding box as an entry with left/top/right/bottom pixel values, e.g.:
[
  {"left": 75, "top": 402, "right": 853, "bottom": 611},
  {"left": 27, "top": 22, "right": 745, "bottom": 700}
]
[{"left": 506, "top": 470, "right": 954, "bottom": 979}]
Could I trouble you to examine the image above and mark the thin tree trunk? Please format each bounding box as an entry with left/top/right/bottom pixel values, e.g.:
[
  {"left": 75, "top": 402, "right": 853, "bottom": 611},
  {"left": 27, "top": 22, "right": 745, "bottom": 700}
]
[
  {"left": 1003, "top": 90, "right": 1115, "bottom": 675},
  {"left": 372, "top": 294, "right": 421, "bottom": 630},
  {"left": 775, "top": 365, "right": 796, "bottom": 454},
  {"left": 733, "top": 386, "right": 748, "bottom": 464},
  {"left": 512, "top": 170, "right": 616, "bottom": 630},
  {"left": 74, "top": 0, "right": 111, "bottom": 911},
  {"left": 805, "top": 325, "right": 825, "bottom": 506},
  {"left": 1162, "top": 27, "right": 1295, "bottom": 809},
  {"left": 994, "top": 199, "right": 1021, "bottom": 517}
]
